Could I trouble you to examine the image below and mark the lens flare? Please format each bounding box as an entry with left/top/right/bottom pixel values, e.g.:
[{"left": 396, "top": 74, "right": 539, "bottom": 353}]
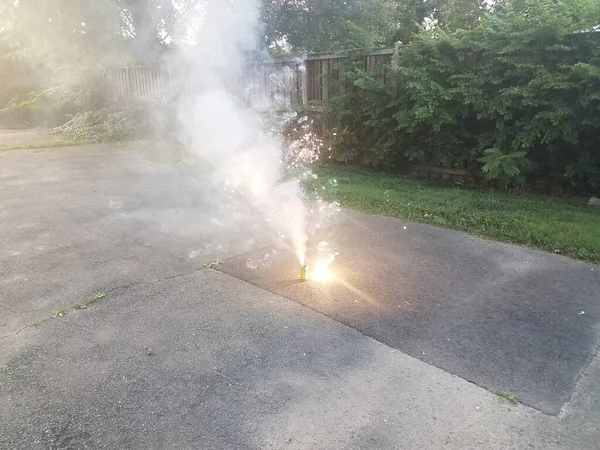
[{"left": 312, "top": 260, "right": 332, "bottom": 282}]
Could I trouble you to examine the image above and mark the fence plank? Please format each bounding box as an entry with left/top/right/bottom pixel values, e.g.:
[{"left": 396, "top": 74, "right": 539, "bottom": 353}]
[{"left": 104, "top": 48, "right": 396, "bottom": 109}]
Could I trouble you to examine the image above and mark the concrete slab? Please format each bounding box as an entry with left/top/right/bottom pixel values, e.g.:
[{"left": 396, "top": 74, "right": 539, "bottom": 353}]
[
  {"left": 0, "top": 269, "right": 564, "bottom": 450},
  {"left": 1, "top": 145, "right": 599, "bottom": 448},
  {"left": 219, "top": 211, "right": 600, "bottom": 414},
  {"left": 0, "top": 145, "right": 269, "bottom": 339}
]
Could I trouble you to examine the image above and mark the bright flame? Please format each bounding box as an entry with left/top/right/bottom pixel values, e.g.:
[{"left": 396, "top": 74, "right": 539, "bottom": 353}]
[{"left": 312, "top": 260, "right": 332, "bottom": 282}]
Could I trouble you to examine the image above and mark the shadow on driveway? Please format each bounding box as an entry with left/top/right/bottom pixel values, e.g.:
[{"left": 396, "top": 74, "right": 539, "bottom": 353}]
[{"left": 219, "top": 210, "right": 600, "bottom": 414}]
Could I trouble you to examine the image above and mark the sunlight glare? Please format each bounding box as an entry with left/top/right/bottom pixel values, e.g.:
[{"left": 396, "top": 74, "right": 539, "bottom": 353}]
[{"left": 312, "top": 260, "right": 332, "bottom": 282}]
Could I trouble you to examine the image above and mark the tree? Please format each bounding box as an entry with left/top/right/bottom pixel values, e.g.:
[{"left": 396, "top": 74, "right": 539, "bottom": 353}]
[
  {"left": 0, "top": 0, "right": 203, "bottom": 71},
  {"left": 324, "top": 0, "right": 600, "bottom": 189},
  {"left": 261, "top": 0, "right": 400, "bottom": 53},
  {"left": 118, "top": 0, "right": 195, "bottom": 61},
  {"left": 439, "top": 0, "right": 487, "bottom": 30},
  {"left": 391, "top": 0, "right": 444, "bottom": 44}
]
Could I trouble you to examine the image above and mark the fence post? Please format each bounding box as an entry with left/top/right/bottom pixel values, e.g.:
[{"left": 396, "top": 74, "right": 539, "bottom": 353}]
[{"left": 298, "top": 53, "right": 308, "bottom": 107}]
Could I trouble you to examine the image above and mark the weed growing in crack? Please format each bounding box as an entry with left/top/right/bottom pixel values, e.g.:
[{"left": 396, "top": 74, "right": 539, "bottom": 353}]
[
  {"left": 31, "top": 292, "right": 108, "bottom": 327},
  {"left": 203, "top": 260, "right": 223, "bottom": 269},
  {"left": 52, "top": 309, "right": 68, "bottom": 318},
  {"left": 497, "top": 391, "right": 518, "bottom": 404},
  {"left": 87, "top": 292, "right": 106, "bottom": 304}
]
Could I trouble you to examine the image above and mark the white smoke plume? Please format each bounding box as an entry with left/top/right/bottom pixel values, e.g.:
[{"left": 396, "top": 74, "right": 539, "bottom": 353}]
[{"left": 168, "top": 0, "right": 309, "bottom": 264}]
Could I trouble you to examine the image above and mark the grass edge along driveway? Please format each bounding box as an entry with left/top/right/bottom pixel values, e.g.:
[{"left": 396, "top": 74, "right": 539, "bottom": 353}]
[{"left": 308, "top": 166, "right": 600, "bottom": 265}]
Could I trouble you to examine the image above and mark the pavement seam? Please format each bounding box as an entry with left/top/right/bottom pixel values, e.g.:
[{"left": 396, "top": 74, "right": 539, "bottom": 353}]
[
  {"left": 558, "top": 341, "right": 600, "bottom": 419},
  {"left": 101, "top": 267, "right": 208, "bottom": 296},
  {"left": 0, "top": 263, "right": 214, "bottom": 341},
  {"left": 0, "top": 303, "right": 30, "bottom": 340},
  {"left": 0, "top": 324, "right": 30, "bottom": 341},
  {"left": 2, "top": 258, "right": 575, "bottom": 418},
  {"left": 212, "top": 268, "right": 553, "bottom": 418}
]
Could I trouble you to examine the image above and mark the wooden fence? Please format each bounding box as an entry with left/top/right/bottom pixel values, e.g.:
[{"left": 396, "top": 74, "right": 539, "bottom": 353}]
[
  {"left": 104, "top": 48, "right": 396, "bottom": 109},
  {"left": 105, "top": 66, "right": 174, "bottom": 102},
  {"left": 304, "top": 48, "right": 394, "bottom": 103}
]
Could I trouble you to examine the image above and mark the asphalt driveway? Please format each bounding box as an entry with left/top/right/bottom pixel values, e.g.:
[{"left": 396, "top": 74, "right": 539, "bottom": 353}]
[
  {"left": 220, "top": 210, "right": 600, "bottom": 414},
  {"left": 1, "top": 143, "right": 599, "bottom": 449}
]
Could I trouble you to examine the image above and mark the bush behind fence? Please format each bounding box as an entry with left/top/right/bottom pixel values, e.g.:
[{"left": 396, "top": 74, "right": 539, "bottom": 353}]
[
  {"left": 4, "top": 20, "right": 599, "bottom": 194},
  {"left": 322, "top": 19, "right": 600, "bottom": 193}
]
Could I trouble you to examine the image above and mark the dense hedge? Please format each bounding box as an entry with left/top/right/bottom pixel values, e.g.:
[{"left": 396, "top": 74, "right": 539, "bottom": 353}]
[{"left": 324, "top": 1, "right": 600, "bottom": 192}]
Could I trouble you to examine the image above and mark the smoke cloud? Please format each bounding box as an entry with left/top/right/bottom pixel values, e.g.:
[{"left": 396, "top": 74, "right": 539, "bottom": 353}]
[{"left": 168, "top": 0, "right": 310, "bottom": 265}]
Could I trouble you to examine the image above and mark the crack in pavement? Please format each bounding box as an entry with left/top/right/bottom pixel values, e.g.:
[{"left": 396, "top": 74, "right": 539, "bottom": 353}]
[
  {"left": 0, "top": 323, "right": 30, "bottom": 341},
  {"left": 0, "top": 261, "right": 219, "bottom": 342},
  {"left": 214, "top": 267, "right": 593, "bottom": 417},
  {"left": 558, "top": 342, "right": 600, "bottom": 419}
]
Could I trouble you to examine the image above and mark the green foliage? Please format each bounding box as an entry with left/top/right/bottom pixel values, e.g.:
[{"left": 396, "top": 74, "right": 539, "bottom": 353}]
[
  {"left": 497, "top": 391, "right": 518, "bottom": 403},
  {"left": 324, "top": 0, "right": 600, "bottom": 191},
  {"left": 261, "top": 0, "right": 400, "bottom": 52},
  {"left": 440, "top": 0, "right": 488, "bottom": 30},
  {"left": 308, "top": 166, "right": 600, "bottom": 264},
  {"left": 0, "top": 89, "right": 72, "bottom": 126},
  {"left": 262, "top": 0, "right": 491, "bottom": 50},
  {"left": 477, "top": 148, "right": 538, "bottom": 184},
  {"left": 53, "top": 100, "right": 177, "bottom": 144},
  {"left": 0, "top": 90, "right": 44, "bottom": 124},
  {"left": 324, "top": 60, "right": 403, "bottom": 168},
  {"left": 0, "top": 76, "right": 109, "bottom": 127},
  {"left": 392, "top": 0, "right": 445, "bottom": 44},
  {"left": 0, "top": 0, "right": 193, "bottom": 71},
  {"left": 54, "top": 109, "right": 134, "bottom": 143}
]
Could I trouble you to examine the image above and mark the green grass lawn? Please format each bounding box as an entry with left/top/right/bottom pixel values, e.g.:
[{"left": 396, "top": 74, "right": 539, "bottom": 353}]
[{"left": 307, "top": 166, "right": 600, "bottom": 264}]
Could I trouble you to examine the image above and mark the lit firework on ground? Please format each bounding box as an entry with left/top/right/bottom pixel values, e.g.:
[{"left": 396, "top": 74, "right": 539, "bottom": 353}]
[
  {"left": 300, "top": 243, "right": 339, "bottom": 282},
  {"left": 284, "top": 119, "right": 340, "bottom": 282},
  {"left": 235, "top": 111, "right": 340, "bottom": 281}
]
